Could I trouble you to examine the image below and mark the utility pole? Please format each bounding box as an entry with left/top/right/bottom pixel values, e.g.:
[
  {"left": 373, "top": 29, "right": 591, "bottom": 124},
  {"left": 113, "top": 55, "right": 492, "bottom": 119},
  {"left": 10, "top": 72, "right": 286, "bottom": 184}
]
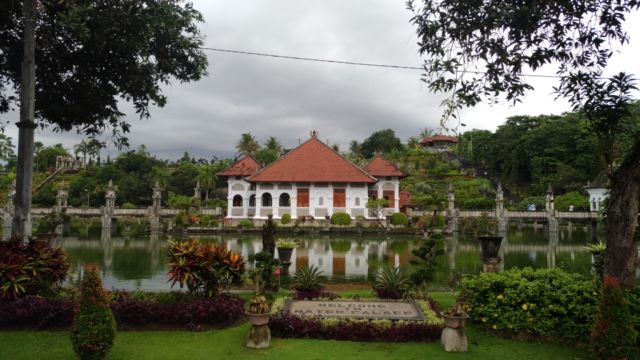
[{"left": 12, "top": 0, "right": 37, "bottom": 239}]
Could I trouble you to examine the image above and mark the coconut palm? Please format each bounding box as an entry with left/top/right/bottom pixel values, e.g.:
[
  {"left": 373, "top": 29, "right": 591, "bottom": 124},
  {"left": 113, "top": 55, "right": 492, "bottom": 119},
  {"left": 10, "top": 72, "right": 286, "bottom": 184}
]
[
  {"left": 264, "top": 136, "right": 283, "bottom": 154},
  {"left": 235, "top": 133, "right": 260, "bottom": 155},
  {"left": 349, "top": 140, "right": 362, "bottom": 157},
  {"left": 73, "top": 139, "right": 90, "bottom": 168},
  {"left": 197, "top": 164, "right": 217, "bottom": 204},
  {"left": 407, "top": 136, "right": 421, "bottom": 150}
]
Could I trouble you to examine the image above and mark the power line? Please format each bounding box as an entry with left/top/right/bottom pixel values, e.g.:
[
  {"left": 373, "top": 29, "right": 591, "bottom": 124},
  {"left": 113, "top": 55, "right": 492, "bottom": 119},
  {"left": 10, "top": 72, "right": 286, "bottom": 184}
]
[{"left": 201, "top": 46, "right": 560, "bottom": 79}]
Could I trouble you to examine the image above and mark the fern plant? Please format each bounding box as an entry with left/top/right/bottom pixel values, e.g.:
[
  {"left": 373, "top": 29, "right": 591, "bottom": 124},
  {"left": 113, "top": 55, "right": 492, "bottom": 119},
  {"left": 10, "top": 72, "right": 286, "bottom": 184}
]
[{"left": 292, "top": 266, "right": 324, "bottom": 299}]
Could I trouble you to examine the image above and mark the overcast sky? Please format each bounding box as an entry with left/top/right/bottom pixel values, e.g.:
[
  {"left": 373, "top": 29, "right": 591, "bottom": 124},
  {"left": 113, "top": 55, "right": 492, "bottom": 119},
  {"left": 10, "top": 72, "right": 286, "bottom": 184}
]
[{"left": 4, "top": 0, "right": 640, "bottom": 161}]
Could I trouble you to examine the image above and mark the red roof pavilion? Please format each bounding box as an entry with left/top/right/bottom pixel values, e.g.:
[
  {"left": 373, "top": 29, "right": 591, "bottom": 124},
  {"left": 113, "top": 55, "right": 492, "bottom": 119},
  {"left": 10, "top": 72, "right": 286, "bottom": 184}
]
[
  {"left": 218, "top": 154, "right": 262, "bottom": 177},
  {"left": 364, "top": 154, "right": 407, "bottom": 178}
]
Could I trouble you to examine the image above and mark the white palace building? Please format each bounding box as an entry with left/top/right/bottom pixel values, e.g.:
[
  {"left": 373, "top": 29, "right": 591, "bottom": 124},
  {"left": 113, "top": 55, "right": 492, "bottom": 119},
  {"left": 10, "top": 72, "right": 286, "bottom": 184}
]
[{"left": 219, "top": 132, "right": 407, "bottom": 220}]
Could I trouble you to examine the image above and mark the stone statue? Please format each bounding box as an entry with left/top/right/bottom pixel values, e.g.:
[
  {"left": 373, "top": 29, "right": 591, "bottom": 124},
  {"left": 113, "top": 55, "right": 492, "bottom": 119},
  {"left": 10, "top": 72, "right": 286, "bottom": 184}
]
[{"left": 262, "top": 214, "right": 276, "bottom": 255}]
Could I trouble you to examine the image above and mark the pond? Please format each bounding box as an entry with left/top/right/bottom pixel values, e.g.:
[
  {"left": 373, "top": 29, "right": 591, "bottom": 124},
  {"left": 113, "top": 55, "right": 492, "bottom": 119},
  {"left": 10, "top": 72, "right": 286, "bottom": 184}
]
[{"left": 57, "top": 224, "right": 626, "bottom": 292}]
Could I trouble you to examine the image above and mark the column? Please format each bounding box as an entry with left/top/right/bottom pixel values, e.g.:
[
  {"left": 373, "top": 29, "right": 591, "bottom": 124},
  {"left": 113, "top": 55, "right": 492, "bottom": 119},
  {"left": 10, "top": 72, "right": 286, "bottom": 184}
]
[
  {"left": 242, "top": 192, "right": 249, "bottom": 218},
  {"left": 291, "top": 184, "right": 298, "bottom": 219},
  {"left": 394, "top": 179, "right": 400, "bottom": 212},
  {"left": 272, "top": 190, "right": 279, "bottom": 219},
  {"left": 226, "top": 196, "right": 233, "bottom": 218}
]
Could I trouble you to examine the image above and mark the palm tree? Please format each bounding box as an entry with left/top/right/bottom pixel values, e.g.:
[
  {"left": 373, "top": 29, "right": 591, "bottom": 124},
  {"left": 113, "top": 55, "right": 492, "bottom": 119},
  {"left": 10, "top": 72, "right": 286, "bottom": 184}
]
[
  {"left": 151, "top": 165, "right": 169, "bottom": 189},
  {"left": 86, "top": 139, "right": 104, "bottom": 165},
  {"left": 235, "top": 133, "right": 260, "bottom": 155},
  {"left": 197, "top": 164, "right": 217, "bottom": 205},
  {"left": 407, "top": 136, "right": 421, "bottom": 150},
  {"left": 264, "top": 136, "right": 283, "bottom": 154},
  {"left": 33, "top": 141, "right": 43, "bottom": 172},
  {"left": 73, "top": 139, "right": 90, "bottom": 168}
]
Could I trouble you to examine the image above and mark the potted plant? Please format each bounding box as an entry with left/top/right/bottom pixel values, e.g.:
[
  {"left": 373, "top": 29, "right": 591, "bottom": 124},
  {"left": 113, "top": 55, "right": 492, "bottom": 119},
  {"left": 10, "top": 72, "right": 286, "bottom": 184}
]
[
  {"left": 275, "top": 238, "right": 298, "bottom": 265},
  {"left": 246, "top": 294, "right": 271, "bottom": 326},
  {"left": 441, "top": 302, "right": 469, "bottom": 329},
  {"left": 245, "top": 267, "right": 272, "bottom": 349},
  {"left": 478, "top": 235, "right": 503, "bottom": 259}
]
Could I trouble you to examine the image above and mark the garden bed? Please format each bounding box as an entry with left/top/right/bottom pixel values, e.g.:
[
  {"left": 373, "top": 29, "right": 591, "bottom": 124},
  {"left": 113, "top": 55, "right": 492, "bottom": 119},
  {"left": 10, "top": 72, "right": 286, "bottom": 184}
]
[
  {"left": 268, "top": 297, "right": 443, "bottom": 342},
  {"left": 0, "top": 292, "right": 245, "bottom": 330}
]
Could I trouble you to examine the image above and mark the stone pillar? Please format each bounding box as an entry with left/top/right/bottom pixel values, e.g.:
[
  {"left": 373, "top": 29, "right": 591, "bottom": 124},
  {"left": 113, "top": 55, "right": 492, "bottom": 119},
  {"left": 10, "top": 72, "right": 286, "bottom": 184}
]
[
  {"left": 242, "top": 194, "right": 249, "bottom": 218},
  {"left": 394, "top": 180, "right": 400, "bottom": 213},
  {"left": 102, "top": 180, "right": 116, "bottom": 230},
  {"left": 447, "top": 182, "right": 455, "bottom": 213},
  {"left": 150, "top": 180, "right": 162, "bottom": 232},
  {"left": 56, "top": 181, "right": 68, "bottom": 210},
  {"left": 495, "top": 182, "right": 507, "bottom": 236},
  {"left": 545, "top": 184, "right": 555, "bottom": 214}
]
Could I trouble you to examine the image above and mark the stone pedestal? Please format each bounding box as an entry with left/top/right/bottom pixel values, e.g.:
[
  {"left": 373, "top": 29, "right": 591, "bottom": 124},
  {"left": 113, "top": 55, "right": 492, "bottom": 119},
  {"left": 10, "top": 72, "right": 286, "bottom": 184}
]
[
  {"left": 441, "top": 327, "right": 467, "bottom": 352},
  {"left": 483, "top": 257, "right": 501, "bottom": 273},
  {"left": 246, "top": 324, "right": 271, "bottom": 349}
]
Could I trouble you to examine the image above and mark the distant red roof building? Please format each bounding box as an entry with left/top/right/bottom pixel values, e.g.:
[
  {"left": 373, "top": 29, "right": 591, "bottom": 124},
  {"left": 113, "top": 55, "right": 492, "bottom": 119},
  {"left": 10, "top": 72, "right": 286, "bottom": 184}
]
[
  {"left": 246, "top": 136, "right": 376, "bottom": 183},
  {"left": 365, "top": 154, "right": 407, "bottom": 178},
  {"left": 218, "top": 155, "right": 262, "bottom": 177},
  {"left": 419, "top": 134, "right": 458, "bottom": 145}
]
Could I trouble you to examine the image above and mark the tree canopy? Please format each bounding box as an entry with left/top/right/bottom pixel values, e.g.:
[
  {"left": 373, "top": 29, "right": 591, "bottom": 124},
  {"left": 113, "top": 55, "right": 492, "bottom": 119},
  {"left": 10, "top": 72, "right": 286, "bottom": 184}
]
[
  {"left": 0, "top": 0, "right": 208, "bottom": 143},
  {"left": 360, "top": 129, "right": 403, "bottom": 158},
  {"left": 409, "top": 0, "right": 640, "bottom": 287}
]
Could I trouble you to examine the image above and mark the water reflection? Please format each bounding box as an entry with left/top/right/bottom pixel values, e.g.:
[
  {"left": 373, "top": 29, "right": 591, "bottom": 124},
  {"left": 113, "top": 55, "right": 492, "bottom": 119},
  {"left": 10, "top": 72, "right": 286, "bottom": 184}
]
[{"left": 58, "top": 226, "right": 638, "bottom": 291}]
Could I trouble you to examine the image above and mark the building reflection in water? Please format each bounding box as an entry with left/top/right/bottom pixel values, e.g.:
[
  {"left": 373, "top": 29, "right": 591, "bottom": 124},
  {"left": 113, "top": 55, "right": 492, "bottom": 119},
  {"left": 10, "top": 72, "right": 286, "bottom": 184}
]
[{"left": 56, "top": 226, "right": 634, "bottom": 291}]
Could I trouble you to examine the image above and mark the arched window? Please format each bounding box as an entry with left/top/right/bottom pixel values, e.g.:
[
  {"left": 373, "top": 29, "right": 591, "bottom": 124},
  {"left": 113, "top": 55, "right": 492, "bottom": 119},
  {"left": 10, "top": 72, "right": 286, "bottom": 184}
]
[
  {"left": 318, "top": 197, "right": 324, "bottom": 206},
  {"left": 354, "top": 197, "right": 360, "bottom": 206},
  {"left": 249, "top": 195, "right": 256, "bottom": 207},
  {"left": 279, "top": 193, "right": 291, "bottom": 207},
  {"left": 262, "top": 193, "right": 272, "bottom": 207},
  {"left": 232, "top": 195, "right": 243, "bottom": 207}
]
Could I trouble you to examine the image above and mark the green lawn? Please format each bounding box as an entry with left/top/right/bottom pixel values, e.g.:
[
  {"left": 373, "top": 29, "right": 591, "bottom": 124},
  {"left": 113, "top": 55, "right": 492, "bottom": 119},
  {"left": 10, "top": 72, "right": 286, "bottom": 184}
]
[{"left": 0, "top": 291, "right": 588, "bottom": 360}]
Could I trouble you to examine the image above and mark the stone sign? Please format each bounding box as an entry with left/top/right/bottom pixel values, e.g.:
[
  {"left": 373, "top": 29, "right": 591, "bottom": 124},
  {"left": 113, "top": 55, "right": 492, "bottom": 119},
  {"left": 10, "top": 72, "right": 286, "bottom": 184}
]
[{"left": 284, "top": 300, "right": 426, "bottom": 321}]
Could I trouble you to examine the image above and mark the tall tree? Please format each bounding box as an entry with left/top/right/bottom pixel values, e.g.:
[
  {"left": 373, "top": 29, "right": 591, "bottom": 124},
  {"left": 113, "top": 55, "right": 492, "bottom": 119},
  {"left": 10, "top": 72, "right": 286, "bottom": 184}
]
[
  {"left": 196, "top": 163, "right": 217, "bottom": 204},
  {"left": 1, "top": 0, "right": 207, "bottom": 237},
  {"left": 0, "top": 134, "right": 15, "bottom": 164},
  {"left": 74, "top": 139, "right": 90, "bottom": 168},
  {"left": 360, "top": 129, "right": 403, "bottom": 158},
  {"left": 235, "top": 133, "right": 260, "bottom": 155},
  {"left": 409, "top": 0, "right": 640, "bottom": 287}
]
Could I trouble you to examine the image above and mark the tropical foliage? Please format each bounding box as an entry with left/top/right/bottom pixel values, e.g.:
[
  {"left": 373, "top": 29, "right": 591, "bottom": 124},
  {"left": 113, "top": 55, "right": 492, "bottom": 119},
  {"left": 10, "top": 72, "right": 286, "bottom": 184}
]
[
  {"left": 292, "top": 266, "right": 324, "bottom": 300},
  {"left": 167, "top": 239, "right": 245, "bottom": 297},
  {"left": 373, "top": 267, "right": 410, "bottom": 300},
  {"left": 0, "top": 237, "right": 68, "bottom": 299}
]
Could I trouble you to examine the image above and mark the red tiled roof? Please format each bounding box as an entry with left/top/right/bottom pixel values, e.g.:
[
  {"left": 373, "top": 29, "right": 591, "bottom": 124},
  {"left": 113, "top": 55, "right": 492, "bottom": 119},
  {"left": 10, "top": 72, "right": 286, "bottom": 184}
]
[
  {"left": 364, "top": 155, "right": 407, "bottom": 178},
  {"left": 420, "top": 134, "right": 458, "bottom": 144},
  {"left": 218, "top": 155, "right": 262, "bottom": 177},
  {"left": 247, "top": 137, "right": 376, "bottom": 183}
]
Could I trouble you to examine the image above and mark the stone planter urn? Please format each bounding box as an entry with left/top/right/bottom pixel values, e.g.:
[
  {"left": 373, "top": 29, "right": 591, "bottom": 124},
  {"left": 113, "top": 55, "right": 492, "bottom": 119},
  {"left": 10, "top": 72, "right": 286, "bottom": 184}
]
[
  {"left": 277, "top": 247, "right": 294, "bottom": 274},
  {"left": 478, "top": 236, "right": 503, "bottom": 259},
  {"left": 245, "top": 312, "right": 271, "bottom": 349},
  {"left": 440, "top": 310, "right": 469, "bottom": 352}
]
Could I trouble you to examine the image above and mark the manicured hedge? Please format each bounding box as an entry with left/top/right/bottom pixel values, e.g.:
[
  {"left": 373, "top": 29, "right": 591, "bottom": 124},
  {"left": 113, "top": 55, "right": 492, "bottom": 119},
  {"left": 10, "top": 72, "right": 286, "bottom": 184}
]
[
  {"left": 460, "top": 268, "right": 598, "bottom": 342},
  {"left": 330, "top": 212, "right": 352, "bottom": 226},
  {"left": 389, "top": 213, "right": 408, "bottom": 227},
  {"left": 0, "top": 292, "right": 244, "bottom": 330}
]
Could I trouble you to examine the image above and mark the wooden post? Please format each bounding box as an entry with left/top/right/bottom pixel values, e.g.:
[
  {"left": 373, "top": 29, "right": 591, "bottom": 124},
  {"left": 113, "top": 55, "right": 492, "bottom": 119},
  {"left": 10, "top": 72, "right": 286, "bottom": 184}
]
[{"left": 12, "top": 0, "right": 37, "bottom": 240}]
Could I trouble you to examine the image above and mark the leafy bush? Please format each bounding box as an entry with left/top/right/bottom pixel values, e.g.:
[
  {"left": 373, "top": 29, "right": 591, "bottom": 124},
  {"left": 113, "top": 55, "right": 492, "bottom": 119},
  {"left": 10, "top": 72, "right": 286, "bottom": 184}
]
[
  {"left": 516, "top": 196, "right": 544, "bottom": 211},
  {"left": 590, "top": 276, "right": 637, "bottom": 359},
  {"left": 330, "top": 212, "right": 352, "bottom": 226},
  {"left": 292, "top": 266, "right": 324, "bottom": 299},
  {"left": 280, "top": 213, "right": 291, "bottom": 225},
  {"left": 0, "top": 237, "right": 69, "bottom": 299},
  {"left": 555, "top": 191, "right": 589, "bottom": 211},
  {"left": 389, "top": 213, "right": 408, "bottom": 227},
  {"left": 237, "top": 219, "right": 254, "bottom": 228},
  {"left": 460, "top": 268, "right": 598, "bottom": 342},
  {"left": 71, "top": 264, "right": 116, "bottom": 360},
  {"left": 122, "top": 202, "right": 136, "bottom": 209},
  {"left": 0, "top": 296, "right": 74, "bottom": 328},
  {"left": 373, "top": 267, "right": 410, "bottom": 299},
  {"left": 167, "top": 239, "right": 245, "bottom": 296}
]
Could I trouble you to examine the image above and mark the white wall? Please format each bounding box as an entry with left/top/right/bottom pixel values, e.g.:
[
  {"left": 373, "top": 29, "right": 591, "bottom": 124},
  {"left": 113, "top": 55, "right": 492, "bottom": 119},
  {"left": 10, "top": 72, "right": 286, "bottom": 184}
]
[{"left": 586, "top": 187, "right": 608, "bottom": 212}]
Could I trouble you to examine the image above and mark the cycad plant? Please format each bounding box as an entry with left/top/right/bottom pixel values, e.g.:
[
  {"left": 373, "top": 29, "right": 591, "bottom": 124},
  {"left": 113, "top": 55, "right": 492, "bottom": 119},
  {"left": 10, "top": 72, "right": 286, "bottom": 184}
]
[
  {"left": 373, "top": 267, "right": 410, "bottom": 300},
  {"left": 292, "top": 266, "right": 324, "bottom": 299}
]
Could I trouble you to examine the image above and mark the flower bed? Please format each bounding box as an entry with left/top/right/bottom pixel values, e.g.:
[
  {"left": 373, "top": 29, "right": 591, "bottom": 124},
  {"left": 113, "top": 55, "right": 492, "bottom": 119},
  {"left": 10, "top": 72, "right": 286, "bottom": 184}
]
[
  {"left": 269, "top": 297, "right": 443, "bottom": 342},
  {"left": 0, "top": 292, "right": 244, "bottom": 330}
]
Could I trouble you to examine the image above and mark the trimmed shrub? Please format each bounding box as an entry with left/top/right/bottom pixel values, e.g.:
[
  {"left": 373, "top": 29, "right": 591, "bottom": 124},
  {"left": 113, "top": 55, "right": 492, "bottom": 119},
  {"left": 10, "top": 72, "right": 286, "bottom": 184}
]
[
  {"left": 280, "top": 213, "right": 291, "bottom": 225},
  {"left": 122, "top": 202, "right": 136, "bottom": 209},
  {"left": 590, "top": 276, "right": 637, "bottom": 359},
  {"left": 71, "top": 264, "right": 116, "bottom": 360},
  {"left": 237, "top": 219, "right": 254, "bottom": 228},
  {"left": 389, "top": 212, "right": 408, "bottom": 227},
  {"left": 0, "top": 237, "right": 69, "bottom": 299},
  {"left": 330, "top": 212, "right": 351, "bottom": 226},
  {"left": 460, "top": 268, "right": 598, "bottom": 342}
]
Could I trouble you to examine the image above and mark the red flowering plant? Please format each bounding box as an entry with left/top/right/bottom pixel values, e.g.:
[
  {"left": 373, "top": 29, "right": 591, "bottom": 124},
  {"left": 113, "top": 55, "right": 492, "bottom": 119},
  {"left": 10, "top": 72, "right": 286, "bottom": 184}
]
[{"left": 167, "top": 239, "right": 245, "bottom": 297}]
